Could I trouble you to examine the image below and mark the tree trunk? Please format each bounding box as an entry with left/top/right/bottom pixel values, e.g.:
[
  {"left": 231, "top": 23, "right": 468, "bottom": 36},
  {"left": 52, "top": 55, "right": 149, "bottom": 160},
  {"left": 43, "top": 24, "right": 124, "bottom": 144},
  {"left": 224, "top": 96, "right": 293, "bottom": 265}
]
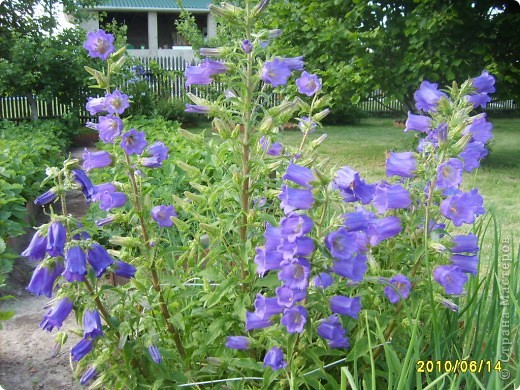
[{"left": 27, "top": 94, "right": 38, "bottom": 121}]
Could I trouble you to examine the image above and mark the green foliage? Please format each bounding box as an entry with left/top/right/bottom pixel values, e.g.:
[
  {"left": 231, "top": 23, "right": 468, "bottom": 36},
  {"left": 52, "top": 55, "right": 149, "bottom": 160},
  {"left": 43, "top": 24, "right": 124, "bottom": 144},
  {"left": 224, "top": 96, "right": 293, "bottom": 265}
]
[
  {"left": 0, "top": 119, "right": 69, "bottom": 289},
  {"left": 266, "top": 0, "right": 520, "bottom": 112}
]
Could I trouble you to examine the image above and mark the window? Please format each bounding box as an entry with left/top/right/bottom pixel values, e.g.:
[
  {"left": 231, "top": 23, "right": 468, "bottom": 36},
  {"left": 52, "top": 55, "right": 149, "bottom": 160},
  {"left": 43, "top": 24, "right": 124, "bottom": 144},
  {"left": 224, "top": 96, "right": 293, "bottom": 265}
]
[{"left": 102, "top": 12, "right": 148, "bottom": 49}]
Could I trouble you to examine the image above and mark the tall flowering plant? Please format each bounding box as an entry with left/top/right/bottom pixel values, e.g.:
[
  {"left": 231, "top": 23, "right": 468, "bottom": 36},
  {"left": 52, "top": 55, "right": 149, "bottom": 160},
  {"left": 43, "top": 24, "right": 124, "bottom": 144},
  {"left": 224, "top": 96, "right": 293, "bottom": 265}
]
[{"left": 21, "top": 1, "right": 502, "bottom": 388}]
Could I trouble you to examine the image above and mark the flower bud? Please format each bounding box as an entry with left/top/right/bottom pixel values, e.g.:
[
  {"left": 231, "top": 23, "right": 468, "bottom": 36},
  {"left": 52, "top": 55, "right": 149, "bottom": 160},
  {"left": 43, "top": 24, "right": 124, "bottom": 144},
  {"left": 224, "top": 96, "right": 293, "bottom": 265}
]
[
  {"left": 313, "top": 108, "right": 330, "bottom": 122},
  {"left": 109, "top": 236, "right": 138, "bottom": 248},
  {"left": 199, "top": 47, "right": 223, "bottom": 57},
  {"left": 429, "top": 242, "right": 447, "bottom": 253},
  {"left": 209, "top": 3, "right": 243, "bottom": 18},
  {"left": 258, "top": 115, "right": 274, "bottom": 133},
  {"left": 252, "top": 0, "right": 270, "bottom": 16},
  {"left": 310, "top": 133, "right": 328, "bottom": 149}
]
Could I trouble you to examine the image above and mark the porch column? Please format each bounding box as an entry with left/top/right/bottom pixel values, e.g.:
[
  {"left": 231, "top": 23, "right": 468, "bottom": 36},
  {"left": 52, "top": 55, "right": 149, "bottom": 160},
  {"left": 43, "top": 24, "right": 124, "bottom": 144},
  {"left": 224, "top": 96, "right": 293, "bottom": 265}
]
[
  {"left": 148, "top": 12, "right": 158, "bottom": 55},
  {"left": 207, "top": 13, "right": 217, "bottom": 39}
]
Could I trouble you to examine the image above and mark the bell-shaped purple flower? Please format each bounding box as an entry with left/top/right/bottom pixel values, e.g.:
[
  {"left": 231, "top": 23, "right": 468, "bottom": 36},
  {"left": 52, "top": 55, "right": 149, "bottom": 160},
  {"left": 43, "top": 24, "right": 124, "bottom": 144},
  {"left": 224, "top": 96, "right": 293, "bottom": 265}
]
[
  {"left": 245, "top": 311, "right": 273, "bottom": 331},
  {"left": 278, "top": 236, "right": 314, "bottom": 260},
  {"left": 276, "top": 285, "right": 306, "bottom": 307},
  {"left": 71, "top": 169, "right": 95, "bottom": 204},
  {"left": 39, "top": 297, "right": 73, "bottom": 331},
  {"left": 433, "top": 265, "right": 468, "bottom": 295},
  {"left": 373, "top": 183, "right": 412, "bottom": 214},
  {"left": 86, "top": 244, "right": 114, "bottom": 278},
  {"left": 278, "top": 185, "right": 314, "bottom": 214},
  {"left": 317, "top": 314, "right": 350, "bottom": 349},
  {"left": 259, "top": 136, "right": 283, "bottom": 156},
  {"left": 281, "top": 305, "right": 308, "bottom": 333},
  {"left": 99, "top": 191, "right": 127, "bottom": 211},
  {"left": 63, "top": 246, "right": 87, "bottom": 282},
  {"left": 278, "top": 258, "right": 311, "bottom": 290},
  {"left": 383, "top": 274, "right": 411, "bottom": 304},
  {"left": 254, "top": 247, "right": 283, "bottom": 277},
  {"left": 436, "top": 158, "right": 463, "bottom": 190},
  {"left": 241, "top": 39, "right": 253, "bottom": 53},
  {"left": 342, "top": 208, "right": 376, "bottom": 232},
  {"left": 151, "top": 205, "right": 176, "bottom": 227},
  {"left": 185, "top": 65, "right": 212, "bottom": 87},
  {"left": 464, "top": 116, "right": 493, "bottom": 144},
  {"left": 440, "top": 189, "right": 485, "bottom": 226},
  {"left": 405, "top": 112, "right": 431, "bottom": 133},
  {"left": 296, "top": 71, "right": 321, "bottom": 96},
  {"left": 467, "top": 93, "right": 492, "bottom": 109},
  {"left": 105, "top": 90, "right": 130, "bottom": 115},
  {"left": 121, "top": 129, "right": 148, "bottom": 155},
  {"left": 312, "top": 272, "right": 334, "bottom": 289},
  {"left": 27, "top": 261, "right": 64, "bottom": 297},
  {"left": 472, "top": 71, "right": 495, "bottom": 94},
  {"left": 330, "top": 296, "right": 362, "bottom": 319},
  {"left": 451, "top": 234, "right": 479, "bottom": 254},
  {"left": 83, "top": 30, "right": 115, "bottom": 60},
  {"left": 46, "top": 221, "right": 66, "bottom": 257},
  {"left": 201, "top": 58, "right": 228, "bottom": 76},
  {"left": 368, "top": 216, "right": 402, "bottom": 246},
  {"left": 326, "top": 228, "right": 368, "bottom": 261},
  {"left": 92, "top": 182, "right": 116, "bottom": 202},
  {"left": 97, "top": 115, "right": 123, "bottom": 143},
  {"left": 261, "top": 58, "right": 292, "bottom": 87},
  {"left": 34, "top": 189, "right": 58, "bottom": 206},
  {"left": 279, "top": 56, "right": 304, "bottom": 71},
  {"left": 386, "top": 152, "right": 417, "bottom": 178},
  {"left": 83, "top": 309, "right": 103, "bottom": 339},
  {"left": 459, "top": 141, "right": 488, "bottom": 172},
  {"left": 85, "top": 97, "right": 107, "bottom": 115},
  {"left": 82, "top": 149, "right": 112, "bottom": 172},
  {"left": 71, "top": 337, "right": 94, "bottom": 361},
  {"left": 331, "top": 254, "right": 368, "bottom": 282},
  {"left": 414, "top": 81, "right": 447, "bottom": 112},
  {"left": 283, "top": 164, "right": 314, "bottom": 188},
  {"left": 185, "top": 104, "right": 211, "bottom": 114},
  {"left": 22, "top": 231, "right": 47, "bottom": 261},
  {"left": 333, "top": 166, "right": 375, "bottom": 205},
  {"left": 80, "top": 366, "right": 97, "bottom": 385},
  {"left": 113, "top": 260, "right": 136, "bottom": 278},
  {"left": 254, "top": 294, "right": 284, "bottom": 319},
  {"left": 226, "top": 336, "right": 250, "bottom": 350},
  {"left": 280, "top": 213, "right": 313, "bottom": 243},
  {"left": 450, "top": 254, "right": 479, "bottom": 276},
  {"left": 263, "top": 347, "right": 287, "bottom": 370}
]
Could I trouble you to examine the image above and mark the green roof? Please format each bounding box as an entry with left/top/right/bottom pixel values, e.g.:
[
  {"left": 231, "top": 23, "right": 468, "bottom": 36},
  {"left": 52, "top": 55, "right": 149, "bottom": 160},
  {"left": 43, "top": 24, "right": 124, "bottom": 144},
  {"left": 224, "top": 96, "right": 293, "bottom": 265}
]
[{"left": 93, "top": 0, "right": 211, "bottom": 11}]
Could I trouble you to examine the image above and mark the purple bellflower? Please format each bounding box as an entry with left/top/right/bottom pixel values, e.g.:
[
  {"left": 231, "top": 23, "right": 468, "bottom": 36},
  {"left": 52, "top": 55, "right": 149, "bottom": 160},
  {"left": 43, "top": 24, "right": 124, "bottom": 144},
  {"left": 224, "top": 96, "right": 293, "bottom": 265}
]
[
  {"left": 63, "top": 246, "right": 87, "bottom": 282},
  {"left": 97, "top": 115, "right": 123, "bottom": 143},
  {"left": 436, "top": 158, "right": 463, "bottom": 190},
  {"left": 148, "top": 345, "right": 162, "bottom": 363},
  {"left": 39, "top": 297, "right": 73, "bottom": 331},
  {"left": 386, "top": 152, "right": 417, "bottom": 178},
  {"left": 440, "top": 189, "right": 485, "bottom": 226},
  {"left": 86, "top": 244, "right": 114, "bottom": 278},
  {"left": 451, "top": 234, "right": 479, "bottom": 254},
  {"left": 278, "top": 258, "right": 311, "bottom": 290},
  {"left": 405, "top": 112, "right": 431, "bottom": 132},
  {"left": 325, "top": 228, "right": 368, "bottom": 261},
  {"left": 459, "top": 141, "right": 488, "bottom": 172},
  {"left": 185, "top": 104, "right": 211, "bottom": 114},
  {"left": 82, "top": 149, "right": 112, "bottom": 172},
  {"left": 83, "top": 309, "right": 103, "bottom": 339},
  {"left": 254, "top": 294, "right": 284, "bottom": 319},
  {"left": 185, "top": 65, "right": 212, "bottom": 87},
  {"left": 226, "top": 336, "right": 250, "bottom": 350},
  {"left": 151, "top": 205, "right": 176, "bottom": 227},
  {"left": 34, "top": 189, "right": 57, "bottom": 206},
  {"left": 245, "top": 311, "right": 273, "bottom": 331},
  {"left": 99, "top": 191, "right": 127, "bottom": 211},
  {"left": 280, "top": 305, "right": 308, "bottom": 333},
  {"left": 283, "top": 163, "right": 314, "bottom": 188},
  {"left": 414, "top": 81, "right": 447, "bottom": 112},
  {"left": 85, "top": 97, "right": 107, "bottom": 115},
  {"left": 312, "top": 272, "right": 334, "bottom": 289},
  {"left": 113, "top": 260, "right": 136, "bottom": 279},
  {"left": 467, "top": 93, "right": 491, "bottom": 109},
  {"left": 83, "top": 30, "right": 115, "bottom": 60},
  {"left": 433, "top": 265, "right": 468, "bottom": 295},
  {"left": 373, "top": 183, "right": 412, "bottom": 214},
  {"left": 46, "top": 221, "right": 66, "bottom": 257},
  {"left": 280, "top": 56, "right": 304, "bottom": 70},
  {"left": 71, "top": 337, "right": 94, "bottom": 362},
  {"left": 368, "top": 216, "right": 402, "bottom": 246},
  {"left": 27, "top": 261, "right": 64, "bottom": 298},
  {"left": 72, "top": 169, "right": 95, "bottom": 203},
  {"left": 330, "top": 296, "right": 362, "bottom": 319},
  {"left": 317, "top": 314, "right": 350, "bottom": 349},
  {"left": 276, "top": 285, "right": 306, "bottom": 307},
  {"left": 280, "top": 213, "right": 313, "bottom": 243},
  {"left": 450, "top": 254, "right": 479, "bottom": 275},
  {"left": 278, "top": 185, "right": 314, "bottom": 214},
  {"left": 241, "top": 39, "right": 253, "bottom": 53},
  {"left": 383, "top": 274, "right": 411, "bottom": 304},
  {"left": 259, "top": 136, "right": 283, "bottom": 156},
  {"left": 141, "top": 141, "right": 169, "bottom": 168},
  {"left": 261, "top": 58, "right": 292, "bottom": 87},
  {"left": 464, "top": 116, "right": 493, "bottom": 144},
  {"left": 472, "top": 71, "right": 495, "bottom": 94},
  {"left": 92, "top": 182, "right": 116, "bottom": 202},
  {"left": 105, "top": 90, "right": 130, "bottom": 115},
  {"left": 22, "top": 231, "right": 47, "bottom": 261},
  {"left": 331, "top": 254, "right": 368, "bottom": 282},
  {"left": 80, "top": 367, "right": 97, "bottom": 385},
  {"left": 333, "top": 166, "right": 375, "bottom": 205},
  {"left": 121, "top": 129, "right": 148, "bottom": 155},
  {"left": 296, "top": 71, "right": 321, "bottom": 96},
  {"left": 254, "top": 247, "right": 283, "bottom": 276},
  {"left": 263, "top": 347, "right": 287, "bottom": 370}
]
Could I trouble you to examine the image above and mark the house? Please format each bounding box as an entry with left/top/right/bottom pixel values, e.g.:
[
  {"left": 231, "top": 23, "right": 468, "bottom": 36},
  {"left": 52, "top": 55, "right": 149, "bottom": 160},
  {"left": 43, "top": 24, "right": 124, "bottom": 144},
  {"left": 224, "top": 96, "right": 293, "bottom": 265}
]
[{"left": 79, "top": 0, "right": 216, "bottom": 62}]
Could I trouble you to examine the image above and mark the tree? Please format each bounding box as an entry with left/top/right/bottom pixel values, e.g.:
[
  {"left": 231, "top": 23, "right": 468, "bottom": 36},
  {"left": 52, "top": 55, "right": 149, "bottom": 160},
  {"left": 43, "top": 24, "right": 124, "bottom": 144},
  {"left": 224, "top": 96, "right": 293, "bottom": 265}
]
[{"left": 267, "top": 0, "right": 520, "bottom": 114}]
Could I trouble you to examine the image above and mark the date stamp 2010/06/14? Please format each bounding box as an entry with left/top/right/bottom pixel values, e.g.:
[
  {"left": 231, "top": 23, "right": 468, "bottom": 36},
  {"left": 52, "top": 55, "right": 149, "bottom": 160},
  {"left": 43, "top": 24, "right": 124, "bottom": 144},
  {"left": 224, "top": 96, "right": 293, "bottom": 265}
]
[{"left": 416, "top": 360, "right": 503, "bottom": 374}]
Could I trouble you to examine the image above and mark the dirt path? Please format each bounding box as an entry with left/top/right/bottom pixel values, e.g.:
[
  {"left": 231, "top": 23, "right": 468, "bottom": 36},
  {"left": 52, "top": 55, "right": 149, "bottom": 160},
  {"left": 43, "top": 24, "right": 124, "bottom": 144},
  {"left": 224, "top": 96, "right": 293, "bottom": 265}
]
[{"left": 0, "top": 147, "right": 95, "bottom": 390}]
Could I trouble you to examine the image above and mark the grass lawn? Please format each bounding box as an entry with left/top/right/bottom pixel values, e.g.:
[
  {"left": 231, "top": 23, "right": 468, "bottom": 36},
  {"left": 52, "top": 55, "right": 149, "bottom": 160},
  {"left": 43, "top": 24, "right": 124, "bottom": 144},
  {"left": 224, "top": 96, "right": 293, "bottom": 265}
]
[{"left": 193, "top": 116, "right": 519, "bottom": 234}]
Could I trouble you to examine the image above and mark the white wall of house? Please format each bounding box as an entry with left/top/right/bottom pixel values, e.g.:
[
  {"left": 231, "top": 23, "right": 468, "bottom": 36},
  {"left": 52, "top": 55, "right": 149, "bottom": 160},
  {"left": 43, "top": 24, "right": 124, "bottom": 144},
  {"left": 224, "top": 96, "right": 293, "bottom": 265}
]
[{"left": 79, "top": 10, "right": 215, "bottom": 63}]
